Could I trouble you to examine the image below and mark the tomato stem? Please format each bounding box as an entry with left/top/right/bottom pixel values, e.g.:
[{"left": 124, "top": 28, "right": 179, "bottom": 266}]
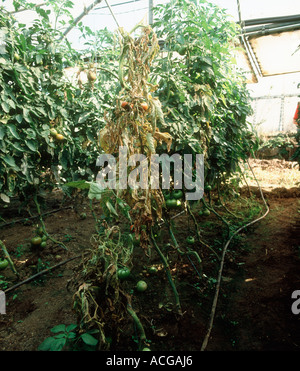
[
  {"left": 186, "top": 202, "right": 220, "bottom": 261},
  {"left": 167, "top": 222, "right": 203, "bottom": 278},
  {"left": 33, "top": 194, "right": 68, "bottom": 250},
  {"left": 121, "top": 291, "right": 147, "bottom": 347},
  {"left": 201, "top": 197, "right": 231, "bottom": 236},
  {"left": 150, "top": 227, "right": 182, "bottom": 316},
  {"left": 0, "top": 240, "right": 19, "bottom": 278}
]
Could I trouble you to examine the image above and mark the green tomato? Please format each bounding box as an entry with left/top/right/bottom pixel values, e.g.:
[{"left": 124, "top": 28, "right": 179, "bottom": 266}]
[
  {"left": 50, "top": 128, "right": 58, "bottom": 138},
  {"left": 178, "top": 46, "right": 187, "bottom": 55},
  {"left": 205, "top": 185, "right": 212, "bottom": 192},
  {"left": 117, "top": 267, "right": 131, "bottom": 280},
  {"left": 148, "top": 266, "right": 158, "bottom": 274},
  {"left": 37, "top": 227, "right": 44, "bottom": 236},
  {"left": 41, "top": 235, "right": 47, "bottom": 242},
  {"left": 40, "top": 241, "right": 47, "bottom": 249},
  {"left": 186, "top": 236, "right": 195, "bottom": 245},
  {"left": 142, "top": 347, "right": 151, "bottom": 351},
  {"left": 166, "top": 199, "right": 181, "bottom": 209},
  {"left": 31, "top": 236, "right": 42, "bottom": 246},
  {"left": 172, "top": 190, "right": 183, "bottom": 199},
  {"left": 0, "top": 259, "right": 9, "bottom": 270},
  {"left": 164, "top": 192, "right": 171, "bottom": 200},
  {"left": 136, "top": 280, "right": 147, "bottom": 292},
  {"left": 202, "top": 208, "right": 211, "bottom": 216}
]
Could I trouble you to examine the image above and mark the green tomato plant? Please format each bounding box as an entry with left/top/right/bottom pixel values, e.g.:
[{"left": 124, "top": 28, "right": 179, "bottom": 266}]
[
  {"left": 0, "top": 5, "right": 118, "bottom": 205},
  {"left": 152, "top": 0, "right": 259, "bottom": 189}
]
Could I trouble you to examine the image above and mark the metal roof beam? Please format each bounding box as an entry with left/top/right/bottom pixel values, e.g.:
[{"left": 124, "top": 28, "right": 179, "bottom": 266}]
[
  {"left": 244, "top": 22, "right": 300, "bottom": 38},
  {"left": 244, "top": 21, "right": 300, "bottom": 34},
  {"left": 243, "top": 14, "right": 300, "bottom": 27}
]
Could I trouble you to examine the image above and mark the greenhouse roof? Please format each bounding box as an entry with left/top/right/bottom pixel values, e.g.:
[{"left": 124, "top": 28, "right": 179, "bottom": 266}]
[
  {"left": 213, "top": 0, "right": 300, "bottom": 83},
  {"left": 4, "top": 0, "right": 300, "bottom": 83}
]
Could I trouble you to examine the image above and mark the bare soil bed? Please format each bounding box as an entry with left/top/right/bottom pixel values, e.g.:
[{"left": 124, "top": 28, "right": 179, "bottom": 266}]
[{"left": 0, "top": 159, "right": 299, "bottom": 351}]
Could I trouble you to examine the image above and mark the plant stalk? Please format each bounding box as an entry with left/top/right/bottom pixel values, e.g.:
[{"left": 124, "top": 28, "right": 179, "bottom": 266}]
[
  {"left": 33, "top": 194, "right": 68, "bottom": 250},
  {"left": 0, "top": 240, "right": 19, "bottom": 278},
  {"left": 150, "top": 227, "right": 182, "bottom": 315}
]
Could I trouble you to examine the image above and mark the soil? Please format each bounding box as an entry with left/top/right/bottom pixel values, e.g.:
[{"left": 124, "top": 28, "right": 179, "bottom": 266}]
[{"left": 0, "top": 159, "right": 299, "bottom": 352}]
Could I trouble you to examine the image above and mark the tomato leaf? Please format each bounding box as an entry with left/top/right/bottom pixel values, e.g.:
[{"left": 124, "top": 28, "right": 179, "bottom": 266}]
[
  {"left": 105, "top": 200, "right": 119, "bottom": 218},
  {"left": 25, "top": 139, "right": 38, "bottom": 152},
  {"left": 50, "top": 324, "right": 66, "bottom": 333},
  {"left": 80, "top": 333, "right": 98, "bottom": 346},
  {"left": 0, "top": 193, "right": 10, "bottom": 203},
  {"left": 38, "top": 337, "right": 56, "bottom": 351},
  {"left": 7, "top": 124, "right": 20, "bottom": 140},
  {"left": 1, "top": 102, "right": 10, "bottom": 113},
  {"left": 88, "top": 182, "right": 105, "bottom": 200},
  {"left": 2, "top": 155, "right": 19, "bottom": 170},
  {"left": 50, "top": 338, "right": 66, "bottom": 351}
]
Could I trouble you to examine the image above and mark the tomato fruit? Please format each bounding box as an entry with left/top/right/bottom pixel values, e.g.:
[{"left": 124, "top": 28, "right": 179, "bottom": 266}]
[
  {"left": 40, "top": 241, "right": 47, "bottom": 249},
  {"left": 37, "top": 226, "right": 44, "bottom": 236},
  {"left": 172, "top": 190, "right": 183, "bottom": 199},
  {"left": 55, "top": 133, "right": 65, "bottom": 141},
  {"left": 148, "top": 266, "right": 158, "bottom": 274},
  {"left": 31, "top": 236, "right": 42, "bottom": 246},
  {"left": 0, "top": 259, "right": 8, "bottom": 270},
  {"left": 186, "top": 236, "right": 195, "bottom": 245},
  {"left": 121, "top": 101, "right": 133, "bottom": 110},
  {"left": 117, "top": 267, "right": 131, "bottom": 280},
  {"left": 41, "top": 235, "right": 47, "bottom": 242},
  {"left": 205, "top": 185, "right": 212, "bottom": 192},
  {"left": 142, "top": 348, "right": 151, "bottom": 351},
  {"left": 202, "top": 208, "right": 210, "bottom": 216},
  {"left": 166, "top": 199, "right": 181, "bottom": 209},
  {"left": 87, "top": 70, "right": 97, "bottom": 82},
  {"left": 163, "top": 192, "right": 171, "bottom": 200},
  {"left": 178, "top": 46, "right": 187, "bottom": 55},
  {"left": 141, "top": 102, "right": 148, "bottom": 111},
  {"left": 50, "top": 128, "right": 57, "bottom": 137},
  {"left": 136, "top": 280, "right": 147, "bottom": 292}
]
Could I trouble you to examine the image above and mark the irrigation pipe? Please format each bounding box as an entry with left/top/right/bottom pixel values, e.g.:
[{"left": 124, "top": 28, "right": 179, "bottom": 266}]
[
  {"left": 200, "top": 159, "right": 270, "bottom": 351},
  {"left": 0, "top": 206, "right": 73, "bottom": 229},
  {"left": 4, "top": 254, "right": 84, "bottom": 294},
  {"left": 158, "top": 210, "right": 185, "bottom": 227}
]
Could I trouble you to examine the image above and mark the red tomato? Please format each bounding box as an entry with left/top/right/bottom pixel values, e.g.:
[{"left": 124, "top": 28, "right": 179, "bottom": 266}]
[{"left": 141, "top": 102, "right": 148, "bottom": 111}]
